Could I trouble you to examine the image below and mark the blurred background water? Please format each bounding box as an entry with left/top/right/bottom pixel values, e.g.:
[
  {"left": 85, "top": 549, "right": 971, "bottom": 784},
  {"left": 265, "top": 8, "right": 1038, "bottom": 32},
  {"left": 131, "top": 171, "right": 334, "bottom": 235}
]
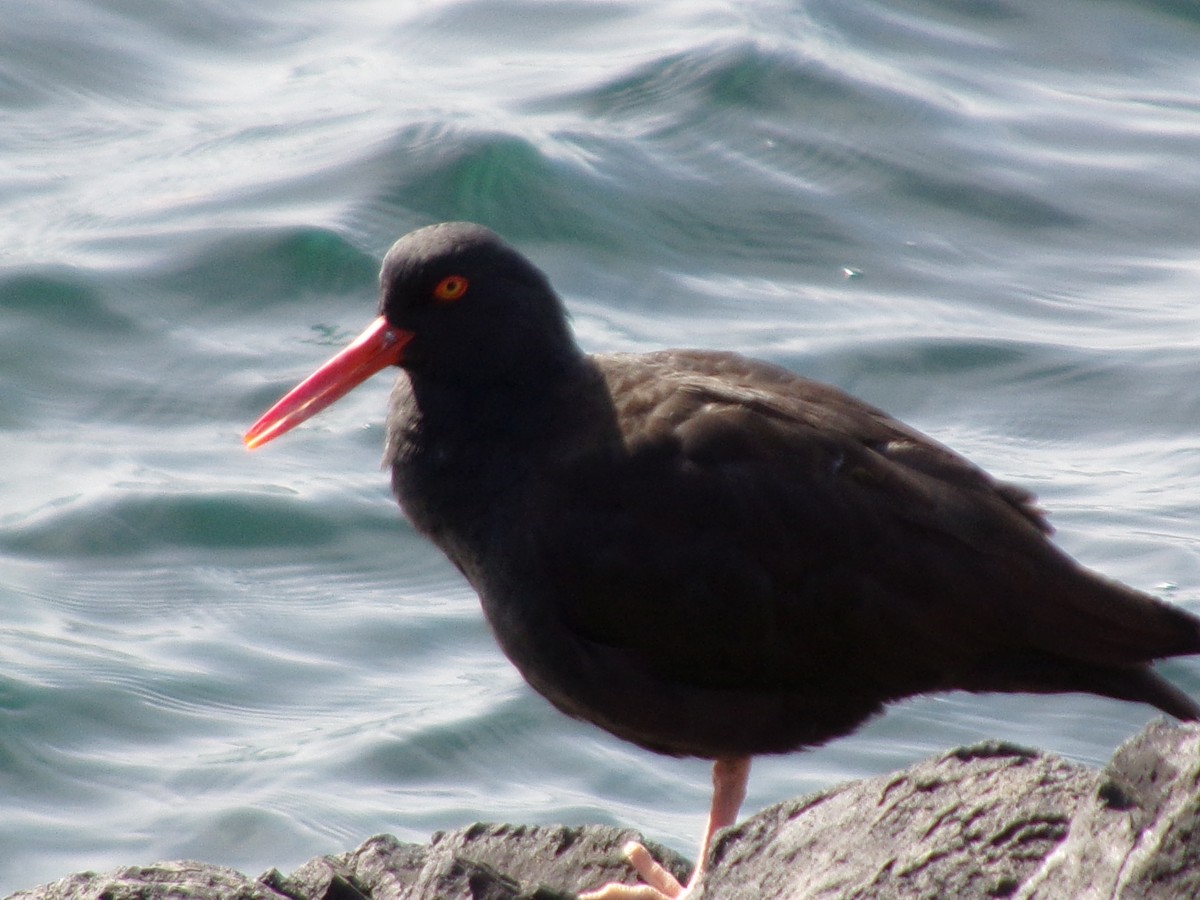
[{"left": 3, "top": 0, "right": 1200, "bottom": 892}]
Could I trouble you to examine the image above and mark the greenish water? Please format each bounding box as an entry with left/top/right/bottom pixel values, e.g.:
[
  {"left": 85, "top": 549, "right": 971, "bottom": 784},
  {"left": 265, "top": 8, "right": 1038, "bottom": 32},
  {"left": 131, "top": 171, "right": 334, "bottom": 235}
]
[{"left": 3, "top": 0, "right": 1200, "bottom": 893}]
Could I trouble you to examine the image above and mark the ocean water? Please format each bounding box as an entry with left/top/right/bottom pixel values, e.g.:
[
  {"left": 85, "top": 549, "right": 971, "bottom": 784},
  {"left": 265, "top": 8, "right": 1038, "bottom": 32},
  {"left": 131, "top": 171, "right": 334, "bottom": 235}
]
[{"left": 4, "top": 0, "right": 1200, "bottom": 892}]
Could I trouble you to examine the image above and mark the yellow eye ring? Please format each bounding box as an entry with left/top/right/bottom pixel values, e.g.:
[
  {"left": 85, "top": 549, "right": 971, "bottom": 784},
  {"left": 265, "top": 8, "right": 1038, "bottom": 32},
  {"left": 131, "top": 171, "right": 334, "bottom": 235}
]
[{"left": 433, "top": 275, "right": 469, "bottom": 303}]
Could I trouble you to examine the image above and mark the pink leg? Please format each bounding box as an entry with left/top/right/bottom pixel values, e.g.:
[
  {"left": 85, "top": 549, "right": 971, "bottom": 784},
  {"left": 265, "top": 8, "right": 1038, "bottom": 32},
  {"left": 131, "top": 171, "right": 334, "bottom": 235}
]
[
  {"left": 696, "top": 756, "right": 751, "bottom": 874},
  {"left": 581, "top": 756, "right": 752, "bottom": 900}
]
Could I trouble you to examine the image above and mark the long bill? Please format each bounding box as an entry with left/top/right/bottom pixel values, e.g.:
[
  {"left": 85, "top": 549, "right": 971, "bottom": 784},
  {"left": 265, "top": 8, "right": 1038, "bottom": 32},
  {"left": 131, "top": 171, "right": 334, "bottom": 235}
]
[{"left": 244, "top": 316, "right": 413, "bottom": 450}]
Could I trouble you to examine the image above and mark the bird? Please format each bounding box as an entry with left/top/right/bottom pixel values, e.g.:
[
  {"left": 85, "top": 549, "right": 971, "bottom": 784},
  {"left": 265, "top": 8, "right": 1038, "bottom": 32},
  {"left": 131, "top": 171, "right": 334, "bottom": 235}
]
[{"left": 244, "top": 221, "right": 1200, "bottom": 899}]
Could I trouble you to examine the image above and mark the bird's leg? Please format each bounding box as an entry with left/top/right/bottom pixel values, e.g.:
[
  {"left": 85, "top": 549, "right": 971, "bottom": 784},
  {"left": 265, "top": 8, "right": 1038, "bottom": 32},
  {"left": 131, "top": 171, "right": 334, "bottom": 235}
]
[
  {"left": 699, "top": 756, "right": 752, "bottom": 864},
  {"left": 581, "top": 756, "right": 751, "bottom": 900}
]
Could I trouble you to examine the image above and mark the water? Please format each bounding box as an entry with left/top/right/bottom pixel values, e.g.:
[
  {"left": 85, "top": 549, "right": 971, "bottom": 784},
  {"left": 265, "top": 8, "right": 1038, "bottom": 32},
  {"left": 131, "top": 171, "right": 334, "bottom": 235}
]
[{"left": 3, "top": 0, "right": 1200, "bottom": 892}]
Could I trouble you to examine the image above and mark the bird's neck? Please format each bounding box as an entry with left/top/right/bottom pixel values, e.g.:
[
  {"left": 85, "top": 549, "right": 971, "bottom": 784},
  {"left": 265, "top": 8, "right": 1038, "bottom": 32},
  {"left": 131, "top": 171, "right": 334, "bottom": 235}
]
[
  {"left": 402, "top": 349, "right": 597, "bottom": 442},
  {"left": 385, "top": 356, "right": 619, "bottom": 552}
]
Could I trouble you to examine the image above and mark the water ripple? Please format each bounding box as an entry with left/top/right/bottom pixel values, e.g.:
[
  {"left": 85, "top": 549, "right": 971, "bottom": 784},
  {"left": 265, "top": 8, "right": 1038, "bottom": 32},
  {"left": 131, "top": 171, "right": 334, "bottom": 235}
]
[{"left": 3, "top": 0, "right": 1200, "bottom": 893}]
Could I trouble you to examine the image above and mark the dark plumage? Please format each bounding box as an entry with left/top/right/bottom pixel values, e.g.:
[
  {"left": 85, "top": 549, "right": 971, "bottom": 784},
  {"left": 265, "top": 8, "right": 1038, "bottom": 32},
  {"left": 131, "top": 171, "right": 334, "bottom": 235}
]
[{"left": 246, "top": 222, "right": 1200, "bottom": 898}]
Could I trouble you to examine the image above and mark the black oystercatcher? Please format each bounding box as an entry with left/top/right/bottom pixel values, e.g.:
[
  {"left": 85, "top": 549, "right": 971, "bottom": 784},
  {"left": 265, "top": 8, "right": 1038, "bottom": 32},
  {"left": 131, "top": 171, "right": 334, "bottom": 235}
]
[{"left": 245, "top": 222, "right": 1200, "bottom": 899}]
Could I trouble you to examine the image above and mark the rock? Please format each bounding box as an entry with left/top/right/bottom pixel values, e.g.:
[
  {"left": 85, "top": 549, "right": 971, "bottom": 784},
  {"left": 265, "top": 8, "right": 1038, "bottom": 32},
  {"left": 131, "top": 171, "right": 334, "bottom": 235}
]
[
  {"left": 7, "top": 862, "right": 281, "bottom": 900},
  {"left": 260, "top": 826, "right": 689, "bottom": 900},
  {"left": 8, "top": 721, "right": 1200, "bottom": 900},
  {"left": 694, "top": 719, "right": 1200, "bottom": 899},
  {"left": 693, "top": 741, "right": 1083, "bottom": 900}
]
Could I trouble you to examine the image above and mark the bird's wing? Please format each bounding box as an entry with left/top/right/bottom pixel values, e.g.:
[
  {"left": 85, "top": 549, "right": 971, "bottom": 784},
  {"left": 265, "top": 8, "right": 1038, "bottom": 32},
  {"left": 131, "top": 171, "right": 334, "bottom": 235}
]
[{"left": 531, "top": 351, "right": 1189, "bottom": 701}]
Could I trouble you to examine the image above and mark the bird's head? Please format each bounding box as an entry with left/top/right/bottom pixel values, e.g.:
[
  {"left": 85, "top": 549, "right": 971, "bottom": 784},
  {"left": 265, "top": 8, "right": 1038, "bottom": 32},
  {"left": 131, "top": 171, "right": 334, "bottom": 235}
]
[{"left": 243, "top": 222, "right": 575, "bottom": 450}]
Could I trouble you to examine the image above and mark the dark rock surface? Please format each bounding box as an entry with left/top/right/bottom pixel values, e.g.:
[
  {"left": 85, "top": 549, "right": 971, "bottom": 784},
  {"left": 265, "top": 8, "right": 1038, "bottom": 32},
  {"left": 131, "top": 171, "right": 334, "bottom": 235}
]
[{"left": 10, "top": 721, "right": 1200, "bottom": 900}]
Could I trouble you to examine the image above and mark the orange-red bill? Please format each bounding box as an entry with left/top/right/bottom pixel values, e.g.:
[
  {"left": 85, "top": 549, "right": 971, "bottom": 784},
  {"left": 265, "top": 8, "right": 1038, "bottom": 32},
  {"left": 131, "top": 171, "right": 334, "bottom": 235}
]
[{"left": 244, "top": 316, "right": 413, "bottom": 450}]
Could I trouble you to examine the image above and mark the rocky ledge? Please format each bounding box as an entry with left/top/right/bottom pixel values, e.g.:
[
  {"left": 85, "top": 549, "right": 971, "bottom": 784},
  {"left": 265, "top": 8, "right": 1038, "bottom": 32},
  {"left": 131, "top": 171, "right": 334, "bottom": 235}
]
[{"left": 10, "top": 720, "right": 1200, "bottom": 900}]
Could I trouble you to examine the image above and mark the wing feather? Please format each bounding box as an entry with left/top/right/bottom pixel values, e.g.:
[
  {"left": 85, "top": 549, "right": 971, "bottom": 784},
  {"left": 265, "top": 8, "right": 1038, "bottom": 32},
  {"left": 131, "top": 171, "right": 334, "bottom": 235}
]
[{"left": 529, "top": 351, "right": 1192, "bottom": 699}]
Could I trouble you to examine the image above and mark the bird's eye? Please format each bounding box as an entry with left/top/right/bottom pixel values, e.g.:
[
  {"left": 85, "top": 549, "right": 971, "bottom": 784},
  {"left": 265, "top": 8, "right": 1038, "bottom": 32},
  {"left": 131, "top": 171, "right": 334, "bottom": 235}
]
[{"left": 433, "top": 275, "right": 469, "bottom": 303}]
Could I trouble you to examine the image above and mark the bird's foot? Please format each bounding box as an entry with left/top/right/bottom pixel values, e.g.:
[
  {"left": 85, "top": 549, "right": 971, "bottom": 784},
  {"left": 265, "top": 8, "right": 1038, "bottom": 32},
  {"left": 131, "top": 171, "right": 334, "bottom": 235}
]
[{"left": 578, "top": 841, "right": 694, "bottom": 899}]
